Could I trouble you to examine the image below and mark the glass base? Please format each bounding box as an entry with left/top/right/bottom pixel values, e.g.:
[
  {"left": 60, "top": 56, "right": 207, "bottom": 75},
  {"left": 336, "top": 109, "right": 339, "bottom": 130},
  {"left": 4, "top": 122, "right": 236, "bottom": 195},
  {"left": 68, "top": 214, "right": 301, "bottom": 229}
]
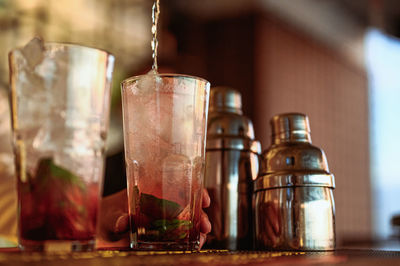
[
  {"left": 131, "top": 241, "right": 200, "bottom": 251},
  {"left": 19, "top": 239, "right": 95, "bottom": 252}
]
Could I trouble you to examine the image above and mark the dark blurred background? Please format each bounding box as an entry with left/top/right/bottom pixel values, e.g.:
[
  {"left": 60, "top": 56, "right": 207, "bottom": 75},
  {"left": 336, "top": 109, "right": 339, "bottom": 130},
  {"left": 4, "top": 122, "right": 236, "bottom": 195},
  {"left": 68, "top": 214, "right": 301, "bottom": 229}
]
[{"left": 1, "top": 0, "right": 400, "bottom": 247}]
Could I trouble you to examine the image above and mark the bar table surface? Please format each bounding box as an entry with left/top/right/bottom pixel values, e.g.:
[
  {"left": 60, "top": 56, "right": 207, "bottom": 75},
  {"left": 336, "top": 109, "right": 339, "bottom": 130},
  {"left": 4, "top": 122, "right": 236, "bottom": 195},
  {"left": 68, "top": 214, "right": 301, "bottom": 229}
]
[{"left": 1, "top": 245, "right": 400, "bottom": 266}]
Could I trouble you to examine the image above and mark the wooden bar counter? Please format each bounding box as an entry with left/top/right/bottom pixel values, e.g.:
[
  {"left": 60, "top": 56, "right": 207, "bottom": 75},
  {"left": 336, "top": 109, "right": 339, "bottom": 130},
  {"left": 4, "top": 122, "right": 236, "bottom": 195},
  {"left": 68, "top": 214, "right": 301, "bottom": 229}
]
[{"left": 1, "top": 247, "right": 400, "bottom": 265}]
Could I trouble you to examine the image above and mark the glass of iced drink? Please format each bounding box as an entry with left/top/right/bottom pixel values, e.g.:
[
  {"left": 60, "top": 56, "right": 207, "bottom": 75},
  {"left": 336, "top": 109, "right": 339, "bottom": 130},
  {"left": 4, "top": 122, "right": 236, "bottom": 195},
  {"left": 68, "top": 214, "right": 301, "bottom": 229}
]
[
  {"left": 8, "top": 38, "right": 114, "bottom": 251},
  {"left": 121, "top": 73, "right": 210, "bottom": 250}
]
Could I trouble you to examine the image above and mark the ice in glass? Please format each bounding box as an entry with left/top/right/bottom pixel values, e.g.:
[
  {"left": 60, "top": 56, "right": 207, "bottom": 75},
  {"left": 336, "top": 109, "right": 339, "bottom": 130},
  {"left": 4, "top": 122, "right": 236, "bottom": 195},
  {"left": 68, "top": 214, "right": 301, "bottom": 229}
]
[
  {"left": 8, "top": 38, "right": 114, "bottom": 251},
  {"left": 121, "top": 73, "right": 209, "bottom": 250}
]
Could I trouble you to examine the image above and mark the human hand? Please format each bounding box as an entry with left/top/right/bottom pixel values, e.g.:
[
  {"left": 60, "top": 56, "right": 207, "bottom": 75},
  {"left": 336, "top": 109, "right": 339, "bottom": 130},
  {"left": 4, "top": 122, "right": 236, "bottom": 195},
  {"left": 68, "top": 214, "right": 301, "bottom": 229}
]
[
  {"left": 97, "top": 190, "right": 130, "bottom": 248},
  {"left": 199, "top": 188, "right": 212, "bottom": 248},
  {"left": 97, "top": 188, "right": 212, "bottom": 249}
]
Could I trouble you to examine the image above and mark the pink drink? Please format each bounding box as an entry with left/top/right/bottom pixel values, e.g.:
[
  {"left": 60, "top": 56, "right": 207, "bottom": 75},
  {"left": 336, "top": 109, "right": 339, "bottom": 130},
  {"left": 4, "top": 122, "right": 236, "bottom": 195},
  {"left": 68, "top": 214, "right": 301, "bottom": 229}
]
[
  {"left": 17, "top": 158, "right": 100, "bottom": 249},
  {"left": 121, "top": 73, "right": 209, "bottom": 250},
  {"left": 9, "top": 39, "right": 114, "bottom": 251}
]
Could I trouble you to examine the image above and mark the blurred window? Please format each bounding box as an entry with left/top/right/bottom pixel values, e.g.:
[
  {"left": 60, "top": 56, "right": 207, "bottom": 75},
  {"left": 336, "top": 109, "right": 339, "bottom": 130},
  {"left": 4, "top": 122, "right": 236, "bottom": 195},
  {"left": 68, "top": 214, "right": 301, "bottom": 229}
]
[{"left": 366, "top": 28, "right": 400, "bottom": 239}]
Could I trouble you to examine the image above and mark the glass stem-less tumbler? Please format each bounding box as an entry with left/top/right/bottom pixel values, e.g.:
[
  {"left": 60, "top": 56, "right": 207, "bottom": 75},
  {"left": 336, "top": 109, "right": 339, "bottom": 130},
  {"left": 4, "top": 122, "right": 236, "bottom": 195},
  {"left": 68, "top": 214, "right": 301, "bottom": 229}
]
[
  {"left": 9, "top": 38, "right": 114, "bottom": 251},
  {"left": 121, "top": 73, "right": 210, "bottom": 250}
]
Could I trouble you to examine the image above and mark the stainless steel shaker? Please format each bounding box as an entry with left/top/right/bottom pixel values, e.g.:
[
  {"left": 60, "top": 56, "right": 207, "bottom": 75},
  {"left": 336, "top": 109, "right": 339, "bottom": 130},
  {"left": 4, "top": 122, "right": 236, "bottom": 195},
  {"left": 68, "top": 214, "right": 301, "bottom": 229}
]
[
  {"left": 204, "top": 87, "right": 261, "bottom": 250},
  {"left": 254, "top": 113, "right": 335, "bottom": 251}
]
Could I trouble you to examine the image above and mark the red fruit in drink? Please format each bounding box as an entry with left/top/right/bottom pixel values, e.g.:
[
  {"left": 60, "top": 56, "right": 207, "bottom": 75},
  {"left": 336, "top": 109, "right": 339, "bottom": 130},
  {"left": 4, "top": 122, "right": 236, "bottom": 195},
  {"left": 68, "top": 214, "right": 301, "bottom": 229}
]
[
  {"left": 47, "top": 182, "right": 98, "bottom": 240},
  {"left": 19, "top": 183, "right": 47, "bottom": 240},
  {"left": 20, "top": 158, "right": 99, "bottom": 241}
]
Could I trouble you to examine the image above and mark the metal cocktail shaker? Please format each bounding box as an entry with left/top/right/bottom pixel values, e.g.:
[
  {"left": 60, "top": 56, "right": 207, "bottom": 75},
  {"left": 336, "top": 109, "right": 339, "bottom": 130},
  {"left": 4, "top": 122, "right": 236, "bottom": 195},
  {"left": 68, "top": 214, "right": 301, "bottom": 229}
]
[
  {"left": 254, "top": 113, "right": 335, "bottom": 250},
  {"left": 204, "top": 87, "right": 261, "bottom": 250}
]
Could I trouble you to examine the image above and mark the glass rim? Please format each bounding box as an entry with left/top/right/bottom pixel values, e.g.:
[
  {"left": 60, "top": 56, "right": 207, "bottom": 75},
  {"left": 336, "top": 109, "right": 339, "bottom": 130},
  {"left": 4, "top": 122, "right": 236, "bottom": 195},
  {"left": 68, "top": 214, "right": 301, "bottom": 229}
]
[
  {"left": 9, "top": 40, "right": 114, "bottom": 58},
  {"left": 121, "top": 73, "right": 210, "bottom": 87}
]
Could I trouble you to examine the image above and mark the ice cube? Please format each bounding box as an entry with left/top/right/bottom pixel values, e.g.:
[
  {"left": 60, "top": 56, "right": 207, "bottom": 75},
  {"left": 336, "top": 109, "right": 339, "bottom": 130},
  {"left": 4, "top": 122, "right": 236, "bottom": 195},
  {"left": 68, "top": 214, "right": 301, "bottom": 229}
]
[
  {"left": 20, "top": 37, "right": 45, "bottom": 69},
  {"left": 161, "top": 152, "right": 192, "bottom": 206},
  {"left": 35, "top": 55, "right": 57, "bottom": 90},
  {"left": 134, "top": 70, "right": 162, "bottom": 96},
  {"left": 32, "top": 124, "right": 53, "bottom": 151},
  {"left": 11, "top": 38, "right": 50, "bottom": 132}
]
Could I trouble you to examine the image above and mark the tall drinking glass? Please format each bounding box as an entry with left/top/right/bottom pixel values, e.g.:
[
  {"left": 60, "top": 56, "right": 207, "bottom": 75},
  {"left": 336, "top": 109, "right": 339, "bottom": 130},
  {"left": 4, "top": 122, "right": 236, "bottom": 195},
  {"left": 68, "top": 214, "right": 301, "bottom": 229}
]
[
  {"left": 8, "top": 38, "right": 114, "bottom": 251},
  {"left": 121, "top": 73, "right": 210, "bottom": 250}
]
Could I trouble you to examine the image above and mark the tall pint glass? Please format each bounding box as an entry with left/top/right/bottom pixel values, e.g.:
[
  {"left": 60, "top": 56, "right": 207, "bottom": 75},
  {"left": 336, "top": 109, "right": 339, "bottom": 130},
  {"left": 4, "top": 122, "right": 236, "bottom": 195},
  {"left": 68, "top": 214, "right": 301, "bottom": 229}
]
[
  {"left": 121, "top": 73, "right": 210, "bottom": 250},
  {"left": 9, "top": 38, "right": 114, "bottom": 251}
]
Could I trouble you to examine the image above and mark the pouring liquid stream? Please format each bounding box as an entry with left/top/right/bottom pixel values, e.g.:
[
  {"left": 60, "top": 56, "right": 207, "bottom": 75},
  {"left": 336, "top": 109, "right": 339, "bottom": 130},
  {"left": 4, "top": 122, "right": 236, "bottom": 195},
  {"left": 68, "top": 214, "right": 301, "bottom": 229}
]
[{"left": 151, "top": 0, "right": 160, "bottom": 73}]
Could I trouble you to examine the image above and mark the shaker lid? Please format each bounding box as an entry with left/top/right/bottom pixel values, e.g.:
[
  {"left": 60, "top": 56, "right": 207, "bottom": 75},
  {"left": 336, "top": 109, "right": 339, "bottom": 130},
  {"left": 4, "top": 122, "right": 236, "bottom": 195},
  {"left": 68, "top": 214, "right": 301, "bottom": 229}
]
[
  {"left": 207, "top": 87, "right": 260, "bottom": 152},
  {"left": 271, "top": 113, "right": 311, "bottom": 144},
  {"left": 255, "top": 112, "right": 335, "bottom": 190},
  {"left": 209, "top": 86, "right": 242, "bottom": 114}
]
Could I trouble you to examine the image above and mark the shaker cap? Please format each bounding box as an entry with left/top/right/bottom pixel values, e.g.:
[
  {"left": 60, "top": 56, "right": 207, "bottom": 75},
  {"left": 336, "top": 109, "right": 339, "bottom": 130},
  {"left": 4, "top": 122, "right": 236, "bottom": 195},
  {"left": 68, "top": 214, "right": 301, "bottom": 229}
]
[
  {"left": 209, "top": 86, "right": 242, "bottom": 114},
  {"left": 206, "top": 87, "right": 260, "bottom": 153},
  {"left": 271, "top": 113, "right": 311, "bottom": 144},
  {"left": 255, "top": 113, "right": 334, "bottom": 190}
]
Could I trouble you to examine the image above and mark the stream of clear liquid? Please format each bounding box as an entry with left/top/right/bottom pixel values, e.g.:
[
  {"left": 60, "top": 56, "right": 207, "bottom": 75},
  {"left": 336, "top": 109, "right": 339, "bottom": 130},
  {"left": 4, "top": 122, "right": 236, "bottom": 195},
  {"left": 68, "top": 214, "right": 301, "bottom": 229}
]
[{"left": 151, "top": 0, "right": 160, "bottom": 73}]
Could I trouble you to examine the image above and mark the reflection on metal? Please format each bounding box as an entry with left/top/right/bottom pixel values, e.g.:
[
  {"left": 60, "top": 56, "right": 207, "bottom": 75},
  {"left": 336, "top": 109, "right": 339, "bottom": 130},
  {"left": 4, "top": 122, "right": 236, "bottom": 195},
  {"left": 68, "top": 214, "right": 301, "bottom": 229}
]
[
  {"left": 204, "top": 87, "right": 261, "bottom": 250},
  {"left": 254, "top": 113, "right": 336, "bottom": 251}
]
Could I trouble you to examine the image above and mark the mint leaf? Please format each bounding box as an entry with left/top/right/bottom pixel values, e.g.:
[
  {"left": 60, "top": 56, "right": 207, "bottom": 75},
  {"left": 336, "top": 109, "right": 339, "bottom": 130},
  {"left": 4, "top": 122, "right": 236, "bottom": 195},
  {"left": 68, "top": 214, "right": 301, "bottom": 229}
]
[
  {"left": 139, "top": 193, "right": 183, "bottom": 219},
  {"left": 36, "top": 158, "right": 85, "bottom": 190},
  {"left": 151, "top": 219, "right": 192, "bottom": 240},
  {"left": 152, "top": 219, "right": 191, "bottom": 230}
]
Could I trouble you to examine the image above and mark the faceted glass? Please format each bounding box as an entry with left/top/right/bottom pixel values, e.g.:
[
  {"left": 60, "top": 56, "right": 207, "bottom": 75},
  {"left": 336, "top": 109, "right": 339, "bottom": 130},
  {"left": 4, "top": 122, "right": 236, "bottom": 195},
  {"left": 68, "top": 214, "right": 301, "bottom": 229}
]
[
  {"left": 121, "top": 74, "right": 209, "bottom": 250},
  {"left": 8, "top": 39, "right": 114, "bottom": 251}
]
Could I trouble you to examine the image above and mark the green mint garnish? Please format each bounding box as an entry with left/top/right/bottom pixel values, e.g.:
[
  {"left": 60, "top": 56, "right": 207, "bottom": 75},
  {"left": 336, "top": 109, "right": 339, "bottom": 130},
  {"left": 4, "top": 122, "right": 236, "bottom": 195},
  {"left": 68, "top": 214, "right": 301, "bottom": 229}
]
[
  {"left": 36, "top": 158, "right": 85, "bottom": 190},
  {"left": 139, "top": 193, "right": 183, "bottom": 219},
  {"left": 151, "top": 219, "right": 192, "bottom": 240}
]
